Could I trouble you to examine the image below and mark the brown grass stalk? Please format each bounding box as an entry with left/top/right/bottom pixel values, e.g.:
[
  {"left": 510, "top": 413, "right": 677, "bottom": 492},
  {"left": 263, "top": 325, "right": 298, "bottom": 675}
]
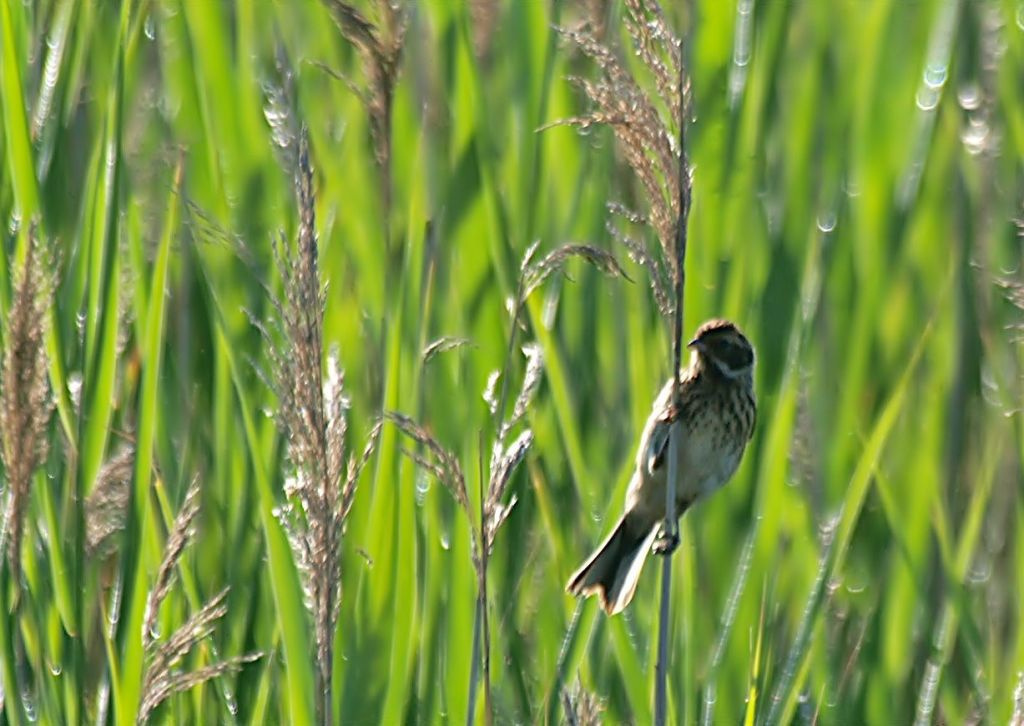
[
  {"left": 143, "top": 476, "right": 202, "bottom": 650},
  {"left": 138, "top": 477, "right": 261, "bottom": 724},
  {"left": 138, "top": 587, "right": 261, "bottom": 725},
  {"left": 0, "top": 226, "right": 55, "bottom": 603},
  {"left": 322, "top": 0, "right": 407, "bottom": 251},
  {"left": 255, "top": 129, "right": 381, "bottom": 726},
  {"left": 561, "top": 677, "right": 604, "bottom": 726},
  {"left": 85, "top": 447, "right": 135, "bottom": 558},
  {"left": 552, "top": 0, "right": 686, "bottom": 318}
]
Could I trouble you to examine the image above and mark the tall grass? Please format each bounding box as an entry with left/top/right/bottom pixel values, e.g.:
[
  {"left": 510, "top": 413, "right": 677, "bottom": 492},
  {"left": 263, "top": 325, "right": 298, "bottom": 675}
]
[{"left": 0, "top": 0, "right": 1022, "bottom": 723}]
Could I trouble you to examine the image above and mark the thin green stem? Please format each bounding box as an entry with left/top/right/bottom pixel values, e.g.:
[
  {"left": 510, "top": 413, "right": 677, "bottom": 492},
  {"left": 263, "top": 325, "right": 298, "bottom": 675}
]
[{"left": 655, "top": 28, "right": 691, "bottom": 726}]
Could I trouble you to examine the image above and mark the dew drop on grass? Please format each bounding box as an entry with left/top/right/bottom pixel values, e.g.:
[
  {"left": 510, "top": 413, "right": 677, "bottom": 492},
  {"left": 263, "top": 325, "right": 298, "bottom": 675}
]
[
  {"left": 415, "top": 470, "right": 431, "bottom": 506},
  {"left": 843, "top": 176, "right": 861, "bottom": 198},
  {"left": 733, "top": 1, "right": 753, "bottom": 67},
  {"left": 67, "top": 372, "right": 83, "bottom": 410},
  {"left": 728, "top": 0, "right": 753, "bottom": 107},
  {"left": 967, "top": 556, "right": 992, "bottom": 584},
  {"left": 440, "top": 531, "right": 450, "bottom": 550},
  {"left": 923, "top": 62, "right": 947, "bottom": 90},
  {"left": 818, "top": 515, "right": 838, "bottom": 543},
  {"left": 844, "top": 575, "right": 866, "bottom": 594},
  {"left": 108, "top": 576, "right": 123, "bottom": 628},
  {"left": 48, "top": 662, "right": 62, "bottom": 677},
  {"left": 915, "top": 86, "right": 940, "bottom": 111},
  {"left": 961, "top": 116, "right": 991, "bottom": 155},
  {"left": 704, "top": 686, "right": 717, "bottom": 707},
  {"left": 701, "top": 685, "right": 717, "bottom": 726},
  {"left": 957, "top": 82, "right": 981, "bottom": 110},
  {"left": 916, "top": 660, "right": 941, "bottom": 723},
  {"left": 224, "top": 690, "right": 239, "bottom": 716},
  {"left": 816, "top": 211, "right": 836, "bottom": 234},
  {"left": 21, "top": 688, "right": 37, "bottom": 722}
]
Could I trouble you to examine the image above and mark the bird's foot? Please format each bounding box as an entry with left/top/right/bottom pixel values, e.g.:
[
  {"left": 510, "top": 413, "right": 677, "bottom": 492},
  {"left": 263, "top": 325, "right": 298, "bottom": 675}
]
[{"left": 653, "top": 527, "right": 679, "bottom": 556}]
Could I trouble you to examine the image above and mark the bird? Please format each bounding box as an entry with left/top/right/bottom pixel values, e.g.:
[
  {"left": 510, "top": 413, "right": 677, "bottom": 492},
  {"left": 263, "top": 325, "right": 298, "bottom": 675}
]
[{"left": 566, "top": 319, "right": 757, "bottom": 615}]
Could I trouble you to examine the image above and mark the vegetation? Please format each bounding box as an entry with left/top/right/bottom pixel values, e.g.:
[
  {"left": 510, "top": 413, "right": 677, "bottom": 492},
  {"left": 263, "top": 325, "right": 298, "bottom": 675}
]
[{"left": 0, "top": 0, "right": 1022, "bottom": 723}]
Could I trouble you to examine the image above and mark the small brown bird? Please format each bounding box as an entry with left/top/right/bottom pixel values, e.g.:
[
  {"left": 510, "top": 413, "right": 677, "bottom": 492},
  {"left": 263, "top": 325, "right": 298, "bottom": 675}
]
[{"left": 566, "top": 319, "right": 757, "bottom": 615}]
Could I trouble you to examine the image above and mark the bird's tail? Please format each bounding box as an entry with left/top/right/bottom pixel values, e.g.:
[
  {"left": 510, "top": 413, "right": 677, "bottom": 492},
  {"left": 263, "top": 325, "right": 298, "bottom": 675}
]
[{"left": 566, "top": 514, "right": 658, "bottom": 615}]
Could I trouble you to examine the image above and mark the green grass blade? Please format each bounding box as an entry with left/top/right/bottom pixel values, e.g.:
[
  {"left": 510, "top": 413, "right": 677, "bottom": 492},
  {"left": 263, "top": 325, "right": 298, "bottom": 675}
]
[
  {"left": 0, "top": 0, "right": 40, "bottom": 225},
  {"left": 764, "top": 320, "right": 934, "bottom": 726},
  {"left": 913, "top": 427, "right": 1004, "bottom": 725},
  {"left": 216, "top": 320, "right": 316, "bottom": 724},
  {"left": 113, "top": 159, "right": 181, "bottom": 723}
]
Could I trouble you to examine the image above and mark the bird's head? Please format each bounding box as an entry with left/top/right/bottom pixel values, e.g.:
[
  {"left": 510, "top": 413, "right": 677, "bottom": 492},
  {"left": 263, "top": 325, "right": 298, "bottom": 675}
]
[{"left": 687, "top": 319, "right": 755, "bottom": 381}]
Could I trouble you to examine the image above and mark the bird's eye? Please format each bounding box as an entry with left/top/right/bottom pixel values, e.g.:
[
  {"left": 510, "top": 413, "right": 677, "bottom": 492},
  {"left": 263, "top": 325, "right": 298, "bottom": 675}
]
[{"left": 713, "top": 339, "right": 752, "bottom": 370}]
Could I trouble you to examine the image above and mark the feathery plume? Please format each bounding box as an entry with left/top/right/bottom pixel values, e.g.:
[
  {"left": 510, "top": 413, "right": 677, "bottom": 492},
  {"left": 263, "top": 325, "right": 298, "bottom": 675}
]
[
  {"left": 551, "top": 0, "right": 687, "bottom": 315},
  {"left": 85, "top": 447, "right": 134, "bottom": 557},
  {"left": 422, "top": 336, "right": 473, "bottom": 366},
  {"left": 0, "top": 227, "right": 55, "bottom": 599},
  {"left": 143, "top": 476, "right": 202, "bottom": 649},
  {"left": 256, "top": 129, "right": 381, "bottom": 726},
  {"left": 138, "top": 481, "right": 260, "bottom": 724},
  {"left": 322, "top": 0, "right": 407, "bottom": 224},
  {"left": 561, "top": 678, "right": 604, "bottom": 726},
  {"left": 138, "top": 588, "right": 260, "bottom": 725}
]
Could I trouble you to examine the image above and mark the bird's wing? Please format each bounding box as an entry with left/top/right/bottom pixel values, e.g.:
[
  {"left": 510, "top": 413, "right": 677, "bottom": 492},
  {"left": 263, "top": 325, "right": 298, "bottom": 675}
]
[
  {"left": 644, "top": 378, "right": 682, "bottom": 475},
  {"left": 645, "top": 416, "right": 672, "bottom": 475}
]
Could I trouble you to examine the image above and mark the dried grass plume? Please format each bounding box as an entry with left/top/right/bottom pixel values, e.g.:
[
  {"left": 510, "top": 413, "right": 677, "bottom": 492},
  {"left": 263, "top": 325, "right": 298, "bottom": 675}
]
[
  {"left": 138, "top": 477, "right": 261, "bottom": 724},
  {"left": 550, "top": 0, "right": 687, "bottom": 316},
  {"left": 256, "top": 129, "right": 382, "bottom": 726},
  {"left": 85, "top": 447, "right": 135, "bottom": 558},
  {"left": 0, "top": 227, "right": 55, "bottom": 599},
  {"left": 322, "top": 0, "right": 407, "bottom": 221}
]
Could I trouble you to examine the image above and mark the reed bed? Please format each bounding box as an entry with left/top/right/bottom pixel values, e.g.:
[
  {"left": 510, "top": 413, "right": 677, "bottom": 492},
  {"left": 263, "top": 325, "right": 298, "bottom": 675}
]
[{"left": 0, "top": 0, "right": 1021, "bottom": 723}]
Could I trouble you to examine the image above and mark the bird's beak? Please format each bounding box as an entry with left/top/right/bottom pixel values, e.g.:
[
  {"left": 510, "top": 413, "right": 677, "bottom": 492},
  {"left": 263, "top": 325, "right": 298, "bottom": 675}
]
[{"left": 687, "top": 337, "right": 703, "bottom": 351}]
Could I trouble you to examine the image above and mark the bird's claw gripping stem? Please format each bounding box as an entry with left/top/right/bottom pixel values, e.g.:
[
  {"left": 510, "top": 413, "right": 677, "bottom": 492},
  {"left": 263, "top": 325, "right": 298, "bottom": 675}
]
[{"left": 653, "top": 525, "right": 679, "bottom": 556}]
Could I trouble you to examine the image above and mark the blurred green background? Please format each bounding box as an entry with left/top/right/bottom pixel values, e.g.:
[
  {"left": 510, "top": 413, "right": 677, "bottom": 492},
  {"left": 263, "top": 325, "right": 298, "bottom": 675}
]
[{"left": 1, "top": 0, "right": 1022, "bottom": 723}]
